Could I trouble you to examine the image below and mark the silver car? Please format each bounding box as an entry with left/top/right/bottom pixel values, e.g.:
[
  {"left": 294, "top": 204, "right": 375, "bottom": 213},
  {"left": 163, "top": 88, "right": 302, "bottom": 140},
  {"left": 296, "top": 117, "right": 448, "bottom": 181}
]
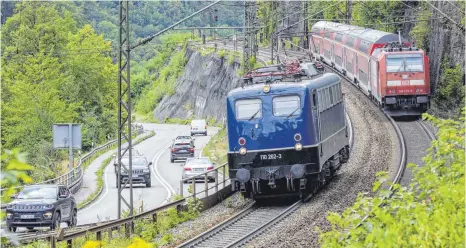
[{"left": 182, "top": 157, "right": 216, "bottom": 182}]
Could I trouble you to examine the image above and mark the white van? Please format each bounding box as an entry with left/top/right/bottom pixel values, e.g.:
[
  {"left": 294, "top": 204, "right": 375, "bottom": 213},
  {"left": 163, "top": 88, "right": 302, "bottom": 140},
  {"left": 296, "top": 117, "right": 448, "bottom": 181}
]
[{"left": 190, "top": 119, "right": 207, "bottom": 136}]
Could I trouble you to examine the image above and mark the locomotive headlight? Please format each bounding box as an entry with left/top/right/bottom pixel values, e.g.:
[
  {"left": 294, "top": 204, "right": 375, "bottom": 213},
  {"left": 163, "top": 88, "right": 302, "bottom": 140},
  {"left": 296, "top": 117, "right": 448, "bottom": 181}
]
[
  {"left": 263, "top": 85, "right": 271, "bottom": 93},
  {"left": 295, "top": 143, "right": 303, "bottom": 151},
  {"left": 239, "top": 147, "right": 247, "bottom": 155}
]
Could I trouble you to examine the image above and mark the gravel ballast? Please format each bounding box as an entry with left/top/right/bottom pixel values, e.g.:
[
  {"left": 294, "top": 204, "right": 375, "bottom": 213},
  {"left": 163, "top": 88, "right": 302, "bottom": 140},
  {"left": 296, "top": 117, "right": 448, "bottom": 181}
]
[
  {"left": 245, "top": 80, "right": 400, "bottom": 248},
  {"left": 158, "top": 192, "right": 253, "bottom": 247}
]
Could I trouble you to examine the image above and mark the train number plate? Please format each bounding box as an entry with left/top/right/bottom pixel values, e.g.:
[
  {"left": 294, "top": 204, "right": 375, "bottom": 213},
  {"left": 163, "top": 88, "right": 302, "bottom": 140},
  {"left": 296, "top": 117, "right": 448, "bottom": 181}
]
[
  {"left": 21, "top": 215, "right": 34, "bottom": 219},
  {"left": 260, "top": 154, "right": 282, "bottom": 160}
]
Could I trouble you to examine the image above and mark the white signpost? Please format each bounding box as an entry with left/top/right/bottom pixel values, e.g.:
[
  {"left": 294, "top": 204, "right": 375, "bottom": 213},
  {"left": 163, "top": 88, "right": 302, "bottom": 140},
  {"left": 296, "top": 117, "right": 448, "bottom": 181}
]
[{"left": 53, "top": 124, "right": 82, "bottom": 171}]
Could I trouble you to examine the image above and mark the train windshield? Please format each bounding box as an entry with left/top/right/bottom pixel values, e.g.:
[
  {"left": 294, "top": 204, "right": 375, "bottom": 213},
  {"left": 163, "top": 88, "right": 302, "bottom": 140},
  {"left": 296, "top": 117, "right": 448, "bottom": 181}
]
[
  {"left": 273, "top": 95, "right": 301, "bottom": 117},
  {"left": 235, "top": 98, "right": 262, "bottom": 120},
  {"left": 386, "top": 54, "right": 423, "bottom": 73}
]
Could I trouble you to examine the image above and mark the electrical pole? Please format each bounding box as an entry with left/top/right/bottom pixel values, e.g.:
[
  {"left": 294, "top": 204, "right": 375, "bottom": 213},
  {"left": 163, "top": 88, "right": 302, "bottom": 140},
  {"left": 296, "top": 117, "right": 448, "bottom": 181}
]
[
  {"left": 243, "top": 0, "right": 257, "bottom": 73},
  {"left": 118, "top": 0, "right": 134, "bottom": 219},
  {"left": 346, "top": 0, "right": 351, "bottom": 24},
  {"left": 271, "top": 1, "right": 280, "bottom": 64},
  {"left": 304, "top": 0, "right": 309, "bottom": 49}
]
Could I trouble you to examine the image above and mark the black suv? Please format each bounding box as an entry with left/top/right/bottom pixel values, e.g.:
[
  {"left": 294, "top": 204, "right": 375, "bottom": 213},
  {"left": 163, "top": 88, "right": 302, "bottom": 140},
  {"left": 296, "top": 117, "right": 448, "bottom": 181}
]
[
  {"left": 5, "top": 184, "right": 77, "bottom": 232},
  {"left": 170, "top": 139, "right": 195, "bottom": 163},
  {"left": 114, "top": 155, "right": 152, "bottom": 187}
]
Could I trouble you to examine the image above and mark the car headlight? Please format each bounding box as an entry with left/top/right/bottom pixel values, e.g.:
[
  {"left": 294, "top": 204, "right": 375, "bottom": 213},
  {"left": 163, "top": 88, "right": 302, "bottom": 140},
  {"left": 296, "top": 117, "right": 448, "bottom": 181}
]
[
  {"left": 43, "top": 204, "right": 54, "bottom": 209},
  {"left": 43, "top": 212, "right": 53, "bottom": 219},
  {"left": 6, "top": 205, "right": 13, "bottom": 210},
  {"left": 6, "top": 213, "right": 13, "bottom": 219}
]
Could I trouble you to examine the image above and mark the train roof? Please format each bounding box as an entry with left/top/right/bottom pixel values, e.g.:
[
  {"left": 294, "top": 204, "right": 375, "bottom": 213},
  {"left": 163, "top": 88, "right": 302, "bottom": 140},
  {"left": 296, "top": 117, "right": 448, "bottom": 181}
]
[
  {"left": 228, "top": 73, "right": 340, "bottom": 98},
  {"left": 311, "top": 21, "right": 410, "bottom": 55}
]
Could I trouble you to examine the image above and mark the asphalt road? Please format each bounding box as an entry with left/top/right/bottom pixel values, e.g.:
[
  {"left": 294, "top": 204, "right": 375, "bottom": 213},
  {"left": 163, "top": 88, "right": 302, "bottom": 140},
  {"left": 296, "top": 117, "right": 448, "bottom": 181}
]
[{"left": 77, "top": 124, "right": 219, "bottom": 225}]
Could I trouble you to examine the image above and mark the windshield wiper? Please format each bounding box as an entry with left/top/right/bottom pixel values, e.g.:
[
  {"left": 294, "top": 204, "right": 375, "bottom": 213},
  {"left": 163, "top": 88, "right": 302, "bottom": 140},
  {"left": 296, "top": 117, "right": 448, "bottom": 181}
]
[
  {"left": 286, "top": 107, "right": 301, "bottom": 119},
  {"left": 248, "top": 109, "right": 261, "bottom": 121}
]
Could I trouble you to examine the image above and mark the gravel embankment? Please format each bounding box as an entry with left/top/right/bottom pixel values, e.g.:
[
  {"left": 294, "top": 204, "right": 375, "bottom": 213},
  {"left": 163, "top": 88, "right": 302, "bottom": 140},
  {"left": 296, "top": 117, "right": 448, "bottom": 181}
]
[
  {"left": 245, "top": 81, "right": 400, "bottom": 247},
  {"left": 159, "top": 192, "right": 253, "bottom": 247}
]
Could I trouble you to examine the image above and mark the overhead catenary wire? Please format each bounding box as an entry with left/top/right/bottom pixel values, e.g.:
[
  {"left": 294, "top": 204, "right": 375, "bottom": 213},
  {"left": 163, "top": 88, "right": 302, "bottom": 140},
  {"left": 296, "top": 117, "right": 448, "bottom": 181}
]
[{"left": 424, "top": 0, "right": 465, "bottom": 33}]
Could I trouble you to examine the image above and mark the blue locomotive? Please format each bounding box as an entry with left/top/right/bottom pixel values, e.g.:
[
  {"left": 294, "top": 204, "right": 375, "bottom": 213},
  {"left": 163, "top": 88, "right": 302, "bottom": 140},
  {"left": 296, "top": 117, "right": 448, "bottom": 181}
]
[{"left": 226, "top": 73, "right": 350, "bottom": 200}]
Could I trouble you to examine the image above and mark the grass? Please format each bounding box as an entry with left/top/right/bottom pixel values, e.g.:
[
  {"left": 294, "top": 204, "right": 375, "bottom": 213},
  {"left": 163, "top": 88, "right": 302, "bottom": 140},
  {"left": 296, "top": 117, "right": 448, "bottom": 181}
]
[
  {"left": 202, "top": 128, "right": 228, "bottom": 176},
  {"left": 77, "top": 131, "right": 156, "bottom": 209}
]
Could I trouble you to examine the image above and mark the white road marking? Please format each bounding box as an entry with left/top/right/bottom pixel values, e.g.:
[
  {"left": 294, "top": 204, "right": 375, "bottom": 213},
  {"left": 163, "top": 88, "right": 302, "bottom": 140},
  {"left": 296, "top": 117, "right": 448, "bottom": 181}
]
[{"left": 152, "top": 142, "right": 177, "bottom": 205}]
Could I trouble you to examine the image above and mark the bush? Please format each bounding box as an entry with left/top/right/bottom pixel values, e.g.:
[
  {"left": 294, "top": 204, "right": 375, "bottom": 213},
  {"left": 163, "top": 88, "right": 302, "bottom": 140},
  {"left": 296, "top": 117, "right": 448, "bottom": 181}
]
[{"left": 318, "top": 110, "right": 465, "bottom": 247}]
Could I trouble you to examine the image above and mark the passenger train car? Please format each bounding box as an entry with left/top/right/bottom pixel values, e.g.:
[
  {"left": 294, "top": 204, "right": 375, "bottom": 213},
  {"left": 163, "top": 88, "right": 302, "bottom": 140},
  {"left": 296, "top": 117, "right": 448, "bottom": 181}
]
[
  {"left": 226, "top": 73, "right": 350, "bottom": 200},
  {"left": 310, "top": 21, "right": 430, "bottom": 116}
]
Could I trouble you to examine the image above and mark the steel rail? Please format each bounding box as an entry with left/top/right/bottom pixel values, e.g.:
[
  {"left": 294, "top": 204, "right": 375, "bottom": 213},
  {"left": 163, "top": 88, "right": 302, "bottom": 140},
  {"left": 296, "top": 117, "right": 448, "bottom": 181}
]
[{"left": 177, "top": 201, "right": 302, "bottom": 248}]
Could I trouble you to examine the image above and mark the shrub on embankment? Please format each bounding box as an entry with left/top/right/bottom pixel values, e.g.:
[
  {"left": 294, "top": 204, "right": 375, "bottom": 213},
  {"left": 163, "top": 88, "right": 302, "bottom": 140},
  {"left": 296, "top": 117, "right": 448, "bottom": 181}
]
[{"left": 318, "top": 110, "right": 465, "bottom": 247}]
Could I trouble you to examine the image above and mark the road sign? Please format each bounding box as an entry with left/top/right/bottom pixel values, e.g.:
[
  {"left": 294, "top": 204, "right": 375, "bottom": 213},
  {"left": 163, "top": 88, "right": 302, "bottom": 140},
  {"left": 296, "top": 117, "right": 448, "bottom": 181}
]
[{"left": 53, "top": 124, "right": 82, "bottom": 149}]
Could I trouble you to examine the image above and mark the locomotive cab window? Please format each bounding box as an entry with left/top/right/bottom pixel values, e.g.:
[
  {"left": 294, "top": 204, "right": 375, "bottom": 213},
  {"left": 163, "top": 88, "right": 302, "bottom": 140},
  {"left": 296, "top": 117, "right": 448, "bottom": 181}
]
[
  {"left": 235, "top": 98, "right": 262, "bottom": 120},
  {"left": 273, "top": 95, "right": 301, "bottom": 117}
]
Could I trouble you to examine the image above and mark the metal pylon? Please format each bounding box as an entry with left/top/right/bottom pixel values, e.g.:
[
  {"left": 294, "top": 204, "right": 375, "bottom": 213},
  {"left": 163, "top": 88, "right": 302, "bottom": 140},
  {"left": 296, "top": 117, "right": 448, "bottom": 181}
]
[
  {"left": 243, "top": 0, "right": 257, "bottom": 73},
  {"left": 117, "top": 0, "right": 133, "bottom": 219},
  {"left": 270, "top": 1, "right": 280, "bottom": 64}
]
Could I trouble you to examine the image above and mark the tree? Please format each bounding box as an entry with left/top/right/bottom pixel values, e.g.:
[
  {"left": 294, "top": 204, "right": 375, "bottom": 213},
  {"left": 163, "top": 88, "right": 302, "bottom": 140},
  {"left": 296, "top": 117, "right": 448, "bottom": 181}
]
[{"left": 1, "top": 2, "right": 117, "bottom": 179}]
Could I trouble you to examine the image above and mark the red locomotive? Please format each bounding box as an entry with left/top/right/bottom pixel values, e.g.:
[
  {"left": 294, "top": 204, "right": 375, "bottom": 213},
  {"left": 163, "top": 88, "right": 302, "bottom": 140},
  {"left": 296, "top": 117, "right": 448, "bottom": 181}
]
[{"left": 310, "top": 21, "right": 430, "bottom": 116}]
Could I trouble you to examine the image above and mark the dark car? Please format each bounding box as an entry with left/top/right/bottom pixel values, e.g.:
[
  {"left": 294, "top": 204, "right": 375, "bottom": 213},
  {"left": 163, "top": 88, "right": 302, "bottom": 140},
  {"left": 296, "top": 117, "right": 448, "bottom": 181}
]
[
  {"left": 170, "top": 139, "right": 195, "bottom": 163},
  {"left": 175, "top": 136, "right": 195, "bottom": 147},
  {"left": 5, "top": 184, "right": 77, "bottom": 232},
  {"left": 113, "top": 148, "right": 143, "bottom": 174},
  {"left": 115, "top": 156, "right": 152, "bottom": 187}
]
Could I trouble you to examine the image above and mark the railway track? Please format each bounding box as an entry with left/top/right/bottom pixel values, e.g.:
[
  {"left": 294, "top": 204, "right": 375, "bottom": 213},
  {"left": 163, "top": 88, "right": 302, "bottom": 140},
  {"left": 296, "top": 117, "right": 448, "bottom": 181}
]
[{"left": 178, "top": 200, "right": 303, "bottom": 248}]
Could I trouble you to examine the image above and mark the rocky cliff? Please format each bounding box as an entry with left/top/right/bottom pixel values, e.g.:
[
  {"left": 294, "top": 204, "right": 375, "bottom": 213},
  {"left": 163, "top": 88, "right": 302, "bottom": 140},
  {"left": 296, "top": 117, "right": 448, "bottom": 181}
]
[
  {"left": 153, "top": 48, "right": 242, "bottom": 123},
  {"left": 425, "top": 1, "right": 465, "bottom": 92}
]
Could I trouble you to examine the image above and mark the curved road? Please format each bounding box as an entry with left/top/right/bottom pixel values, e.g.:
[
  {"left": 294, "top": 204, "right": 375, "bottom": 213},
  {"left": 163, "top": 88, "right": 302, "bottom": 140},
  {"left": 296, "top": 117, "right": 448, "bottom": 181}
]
[{"left": 77, "top": 123, "right": 218, "bottom": 225}]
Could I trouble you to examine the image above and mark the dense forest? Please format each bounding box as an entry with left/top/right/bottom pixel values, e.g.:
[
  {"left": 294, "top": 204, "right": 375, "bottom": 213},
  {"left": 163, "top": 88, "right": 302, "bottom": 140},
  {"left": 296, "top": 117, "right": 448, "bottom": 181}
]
[{"left": 0, "top": 1, "right": 242, "bottom": 181}]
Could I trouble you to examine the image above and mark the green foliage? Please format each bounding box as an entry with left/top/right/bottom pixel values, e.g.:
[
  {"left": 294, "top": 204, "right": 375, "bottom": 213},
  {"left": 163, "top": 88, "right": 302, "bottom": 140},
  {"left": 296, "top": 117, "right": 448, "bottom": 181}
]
[
  {"left": 432, "top": 59, "right": 465, "bottom": 118},
  {"left": 227, "top": 52, "right": 236, "bottom": 65},
  {"left": 202, "top": 128, "right": 228, "bottom": 175},
  {"left": 217, "top": 49, "right": 226, "bottom": 59},
  {"left": 136, "top": 40, "right": 188, "bottom": 115},
  {"left": 319, "top": 111, "right": 465, "bottom": 247},
  {"left": 1, "top": 3, "right": 117, "bottom": 181},
  {"left": 1, "top": 149, "right": 34, "bottom": 245},
  {"left": 410, "top": 2, "right": 432, "bottom": 50},
  {"left": 351, "top": 1, "right": 403, "bottom": 33}
]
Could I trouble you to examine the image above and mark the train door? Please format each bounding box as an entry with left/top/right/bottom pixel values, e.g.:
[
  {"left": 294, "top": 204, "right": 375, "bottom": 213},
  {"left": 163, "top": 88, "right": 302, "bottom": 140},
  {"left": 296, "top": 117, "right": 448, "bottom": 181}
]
[
  {"left": 343, "top": 47, "right": 346, "bottom": 72},
  {"left": 312, "top": 89, "right": 319, "bottom": 142},
  {"left": 370, "top": 59, "right": 379, "bottom": 101},
  {"left": 355, "top": 54, "right": 359, "bottom": 82}
]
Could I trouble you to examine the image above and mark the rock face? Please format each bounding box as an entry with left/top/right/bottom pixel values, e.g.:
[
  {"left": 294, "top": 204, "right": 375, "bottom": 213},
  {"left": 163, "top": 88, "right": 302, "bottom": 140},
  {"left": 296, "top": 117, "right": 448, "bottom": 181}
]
[
  {"left": 425, "top": 1, "right": 465, "bottom": 93},
  {"left": 153, "top": 49, "right": 242, "bottom": 123}
]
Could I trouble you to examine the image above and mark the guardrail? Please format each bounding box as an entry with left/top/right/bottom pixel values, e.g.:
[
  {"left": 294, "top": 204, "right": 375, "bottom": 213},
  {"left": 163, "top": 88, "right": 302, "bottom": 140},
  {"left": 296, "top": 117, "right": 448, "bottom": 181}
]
[
  {"left": 179, "top": 162, "right": 230, "bottom": 203},
  {"left": 1, "top": 125, "right": 144, "bottom": 209},
  {"left": 21, "top": 199, "right": 187, "bottom": 248}
]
